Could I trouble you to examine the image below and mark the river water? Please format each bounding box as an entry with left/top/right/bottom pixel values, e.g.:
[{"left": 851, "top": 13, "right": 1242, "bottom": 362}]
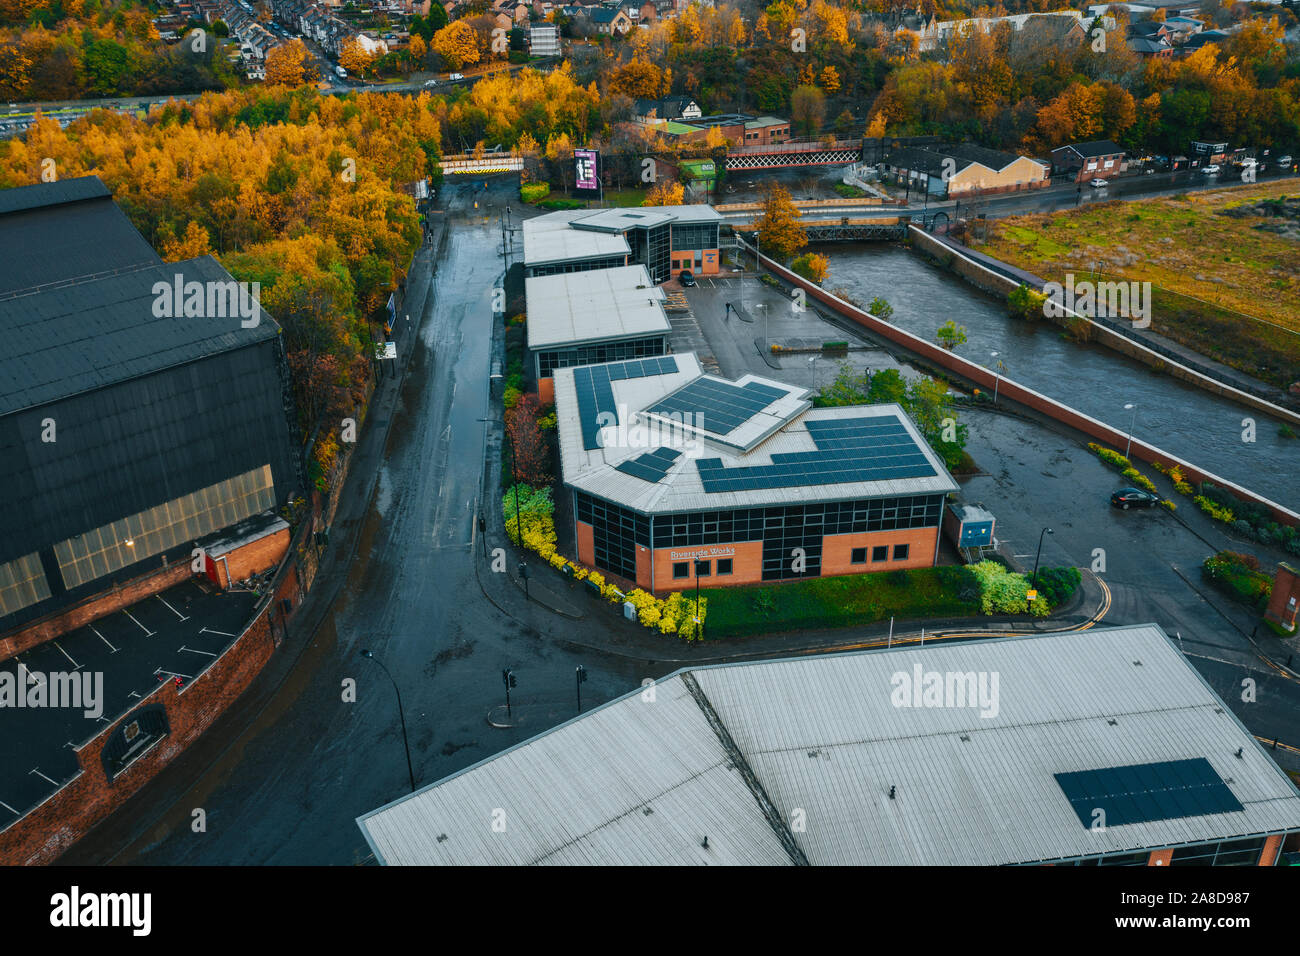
[{"left": 820, "top": 244, "right": 1298, "bottom": 507}]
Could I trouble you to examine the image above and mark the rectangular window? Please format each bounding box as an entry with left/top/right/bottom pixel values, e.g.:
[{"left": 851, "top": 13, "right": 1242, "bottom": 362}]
[
  {"left": 893, "top": 544, "right": 910, "bottom": 561},
  {"left": 851, "top": 547, "right": 867, "bottom": 565},
  {"left": 716, "top": 559, "right": 733, "bottom": 575},
  {"left": 54, "top": 465, "right": 275, "bottom": 591},
  {"left": 694, "top": 560, "right": 711, "bottom": 577},
  {"left": 872, "top": 545, "right": 889, "bottom": 562},
  {"left": 0, "top": 551, "right": 52, "bottom": 618},
  {"left": 673, "top": 561, "right": 690, "bottom": 579}
]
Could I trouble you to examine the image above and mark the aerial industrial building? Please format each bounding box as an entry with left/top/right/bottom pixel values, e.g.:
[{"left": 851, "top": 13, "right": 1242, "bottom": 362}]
[
  {"left": 550, "top": 353, "right": 959, "bottom": 591},
  {"left": 357, "top": 624, "right": 1300, "bottom": 866},
  {"left": 522, "top": 205, "right": 723, "bottom": 283},
  {"left": 0, "top": 177, "right": 300, "bottom": 646}
]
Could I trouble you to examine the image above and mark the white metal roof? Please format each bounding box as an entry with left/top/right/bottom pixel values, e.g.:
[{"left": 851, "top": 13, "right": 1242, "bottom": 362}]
[
  {"left": 525, "top": 266, "right": 670, "bottom": 351},
  {"left": 357, "top": 625, "right": 1300, "bottom": 865},
  {"left": 551, "top": 356, "right": 959, "bottom": 514},
  {"left": 522, "top": 210, "right": 630, "bottom": 267}
]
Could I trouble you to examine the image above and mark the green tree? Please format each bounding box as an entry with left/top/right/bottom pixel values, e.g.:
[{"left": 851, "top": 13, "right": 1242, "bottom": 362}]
[{"left": 936, "top": 320, "right": 967, "bottom": 350}]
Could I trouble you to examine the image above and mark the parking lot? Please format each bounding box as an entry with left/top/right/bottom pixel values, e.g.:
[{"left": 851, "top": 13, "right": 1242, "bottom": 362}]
[{"left": 0, "top": 580, "right": 258, "bottom": 827}]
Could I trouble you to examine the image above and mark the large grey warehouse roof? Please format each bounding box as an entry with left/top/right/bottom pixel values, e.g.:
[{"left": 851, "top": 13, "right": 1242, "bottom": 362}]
[
  {"left": 0, "top": 255, "right": 281, "bottom": 416},
  {"left": 357, "top": 624, "right": 1300, "bottom": 865}
]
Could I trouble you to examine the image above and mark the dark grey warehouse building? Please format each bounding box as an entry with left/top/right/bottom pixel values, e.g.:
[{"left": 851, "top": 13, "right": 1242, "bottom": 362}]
[{"left": 0, "top": 177, "right": 301, "bottom": 639}]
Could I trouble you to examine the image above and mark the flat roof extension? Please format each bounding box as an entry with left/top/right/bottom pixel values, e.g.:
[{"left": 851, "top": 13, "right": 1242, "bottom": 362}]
[{"left": 525, "top": 265, "right": 670, "bottom": 351}]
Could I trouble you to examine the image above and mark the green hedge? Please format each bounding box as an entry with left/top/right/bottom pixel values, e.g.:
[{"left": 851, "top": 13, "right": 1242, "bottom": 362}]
[{"left": 1202, "top": 551, "right": 1273, "bottom": 610}]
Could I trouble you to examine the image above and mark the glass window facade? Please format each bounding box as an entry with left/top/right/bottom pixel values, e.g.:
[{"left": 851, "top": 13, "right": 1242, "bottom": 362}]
[
  {"left": 0, "top": 551, "right": 52, "bottom": 617},
  {"left": 627, "top": 224, "right": 672, "bottom": 283},
  {"left": 576, "top": 491, "right": 943, "bottom": 583},
  {"left": 537, "top": 335, "right": 666, "bottom": 378},
  {"left": 54, "top": 465, "right": 276, "bottom": 590},
  {"left": 670, "top": 222, "right": 719, "bottom": 253},
  {"left": 526, "top": 255, "right": 627, "bottom": 278}
]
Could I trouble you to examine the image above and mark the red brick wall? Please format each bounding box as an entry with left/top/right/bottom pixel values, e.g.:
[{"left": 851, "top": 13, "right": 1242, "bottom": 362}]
[
  {"left": 653, "top": 541, "right": 764, "bottom": 590},
  {"left": 635, "top": 544, "right": 652, "bottom": 590},
  {"left": 764, "top": 238, "right": 1300, "bottom": 529},
  {"left": 1260, "top": 834, "right": 1284, "bottom": 865},
  {"left": 821, "top": 528, "right": 938, "bottom": 575},
  {"left": 576, "top": 520, "right": 595, "bottom": 566},
  {"left": 1148, "top": 848, "right": 1173, "bottom": 865},
  {"left": 213, "top": 528, "right": 291, "bottom": 589},
  {"left": 0, "top": 560, "right": 192, "bottom": 663},
  {"left": 1265, "top": 564, "right": 1299, "bottom": 630},
  {"left": 0, "top": 607, "right": 277, "bottom": 865},
  {"left": 538, "top": 376, "right": 555, "bottom": 405}
]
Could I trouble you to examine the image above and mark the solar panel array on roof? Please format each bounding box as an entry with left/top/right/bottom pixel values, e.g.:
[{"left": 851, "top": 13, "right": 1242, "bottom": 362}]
[
  {"left": 1055, "top": 758, "right": 1245, "bottom": 829},
  {"left": 615, "top": 447, "right": 682, "bottom": 483},
  {"left": 648, "top": 378, "right": 789, "bottom": 436},
  {"left": 695, "top": 415, "right": 936, "bottom": 493},
  {"left": 573, "top": 356, "right": 679, "bottom": 450}
]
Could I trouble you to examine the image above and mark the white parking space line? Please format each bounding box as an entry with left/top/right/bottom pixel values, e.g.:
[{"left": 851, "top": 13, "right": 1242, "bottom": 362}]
[
  {"left": 90, "top": 626, "right": 118, "bottom": 653},
  {"left": 123, "top": 609, "right": 155, "bottom": 637},
  {"left": 179, "top": 646, "right": 218, "bottom": 657},
  {"left": 17, "top": 662, "right": 45, "bottom": 687},
  {"left": 52, "top": 641, "right": 81, "bottom": 670},
  {"left": 0, "top": 799, "right": 15, "bottom": 815},
  {"left": 156, "top": 668, "right": 196, "bottom": 681},
  {"left": 29, "top": 768, "right": 58, "bottom": 786},
  {"left": 155, "top": 594, "right": 190, "bottom": 622},
  {"left": 199, "top": 627, "right": 238, "bottom": 638}
]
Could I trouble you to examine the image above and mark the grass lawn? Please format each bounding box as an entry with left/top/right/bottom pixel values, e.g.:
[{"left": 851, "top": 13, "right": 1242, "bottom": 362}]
[
  {"left": 970, "top": 180, "right": 1300, "bottom": 387},
  {"left": 703, "top": 566, "right": 981, "bottom": 638}
]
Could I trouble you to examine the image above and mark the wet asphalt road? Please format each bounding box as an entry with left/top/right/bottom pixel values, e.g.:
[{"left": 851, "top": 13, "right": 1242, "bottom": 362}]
[{"left": 106, "top": 181, "right": 663, "bottom": 865}]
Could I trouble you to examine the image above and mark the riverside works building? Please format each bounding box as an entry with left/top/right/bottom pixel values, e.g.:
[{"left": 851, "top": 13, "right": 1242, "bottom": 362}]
[
  {"left": 0, "top": 177, "right": 301, "bottom": 648},
  {"left": 551, "top": 353, "right": 959, "bottom": 592}
]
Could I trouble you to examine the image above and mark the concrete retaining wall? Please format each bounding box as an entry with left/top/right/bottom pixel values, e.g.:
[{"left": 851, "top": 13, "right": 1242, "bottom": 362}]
[{"left": 746, "top": 238, "right": 1299, "bottom": 527}]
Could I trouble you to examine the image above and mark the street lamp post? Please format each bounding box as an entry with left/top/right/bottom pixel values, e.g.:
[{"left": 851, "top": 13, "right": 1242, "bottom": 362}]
[
  {"left": 990, "top": 351, "right": 1002, "bottom": 404},
  {"left": 1123, "top": 402, "right": 1137, "bottom": 459},
  {"left": 575, "top": 665, "right": 587, "bottom": 713},
  {"left": 360, "top": 649, "right": 416, "bottom": 793},
  {"left": 1030, "top": 527, "right": 1054, "bottom": 599}
]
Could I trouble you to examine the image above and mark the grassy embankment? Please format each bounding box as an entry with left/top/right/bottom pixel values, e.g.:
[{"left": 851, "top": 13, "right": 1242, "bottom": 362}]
[{"left": 969, "top": 180, "right": 1300, "bottom": 389}]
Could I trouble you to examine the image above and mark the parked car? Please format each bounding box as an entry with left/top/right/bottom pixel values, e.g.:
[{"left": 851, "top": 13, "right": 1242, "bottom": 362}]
[
  {"left": 679, "top": 270, "right": 696, "bottom": 287},
  {"left": 1202, "top": 164, "right": 1221, "bottom": 175},
  {"left": 1278, "top": 154, "right": 1294, "bottom": 168},
  {"left": 1110, "top": 487, "right": 1161, "bottom": 510},
  {"left": 1088, "top": 178, "right": 1108, "bottom": 189},
  {"left": 423, "top": 78, "right": 438, "bottom": 87},
  {"left": 447, "top": 72, "right": 464, "bottom": 81}
]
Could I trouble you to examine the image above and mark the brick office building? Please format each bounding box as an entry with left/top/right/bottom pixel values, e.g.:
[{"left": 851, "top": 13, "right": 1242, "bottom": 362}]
[
  {"left": 522, "top": 205, "right": 723, "bottom": 284},
  {"left": 526, "top": 265, "right": 671, "bottom": 404},
  {"left": 552, "top": 353, "right": 958, "bottom": 593},
  {"left": 0, "top": 177, "right": 301, "bottom": 652}
]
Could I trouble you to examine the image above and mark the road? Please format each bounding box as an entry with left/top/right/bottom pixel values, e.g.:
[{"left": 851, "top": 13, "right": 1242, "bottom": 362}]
[{"left": 64, "top": 180, "right": 662, "bottom": 865}]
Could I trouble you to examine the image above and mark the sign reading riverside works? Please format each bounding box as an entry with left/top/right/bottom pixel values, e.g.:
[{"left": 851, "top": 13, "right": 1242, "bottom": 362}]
[
  {"left": 574, "top": 148, "right": 600, "bottom": 196},
  {"left": 669, "top": 546, "right": 737, "bottom": 561}
]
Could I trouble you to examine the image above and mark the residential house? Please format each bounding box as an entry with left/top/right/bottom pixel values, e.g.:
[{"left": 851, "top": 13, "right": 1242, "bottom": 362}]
[
  {"left": 1181, "top": 29, "right": 1230, "bottom": 53},
  {"left": 1051, "top": 140, "right": 1126, "bottom": 181},
  {"left": 633, "top": 95, "right": 702, "bottom": 124},
  {"left": 878, "top": 142, "right": 1049, "bottom": 198},
  {"left": 1127, "top": 34, "right": 1173, "bottom": 58},
  {"left": 589, "top": 6, "right": 632, "bottom": 34}
]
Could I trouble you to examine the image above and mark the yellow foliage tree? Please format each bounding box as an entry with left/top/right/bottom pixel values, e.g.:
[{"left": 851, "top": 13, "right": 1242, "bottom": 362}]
[
  {"left": 264, "top": 40, "right": 313, "bottom": 87},
  {"left": 643, "top": 180, "right": 684, "bottom": 206},
  {"left": 432, "top": 20, "right": 480, "bottom": 70},
  {"left": 753, "top": 184, "right": 807, "bottom": 262},
  {"left": 339, "top": 38, "right": 376, "bottom": 77}
]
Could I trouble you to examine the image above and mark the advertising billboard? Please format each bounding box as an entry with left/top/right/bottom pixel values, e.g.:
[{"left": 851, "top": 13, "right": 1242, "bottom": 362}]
[{"left": 574, "top": 148, "right": 600, "bottom": 196}]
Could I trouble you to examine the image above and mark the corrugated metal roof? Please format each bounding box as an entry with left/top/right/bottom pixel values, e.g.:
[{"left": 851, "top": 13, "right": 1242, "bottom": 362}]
[
  {"left": 525, "top": 266, "right": 669, "bottom": 349},
  {"left": 522, "top": 211, "right": 630, "bottom": 266},
  {"left": 0, "top": 256, "right": 281, "bottom": 417},
  {"left": 358, "top": 625, "right": 1300, "bottom": 865}
]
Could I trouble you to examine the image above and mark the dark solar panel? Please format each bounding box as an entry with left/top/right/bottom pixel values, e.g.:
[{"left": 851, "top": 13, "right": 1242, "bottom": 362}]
[
  {"left": 648, "top": 378, "right": 791, "bottom": 436},
  {"left": 615, "top": 447, "right": 682, "bottom": 483},
  {"left": 573, "top": 357, "right": 680, "bottom": 450},
  {"left": 1054, "top": 758, "right": 1244, "bottom": 829},
  {"left": 694, "top": 415, "right": 937, "bottom": 492}
]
